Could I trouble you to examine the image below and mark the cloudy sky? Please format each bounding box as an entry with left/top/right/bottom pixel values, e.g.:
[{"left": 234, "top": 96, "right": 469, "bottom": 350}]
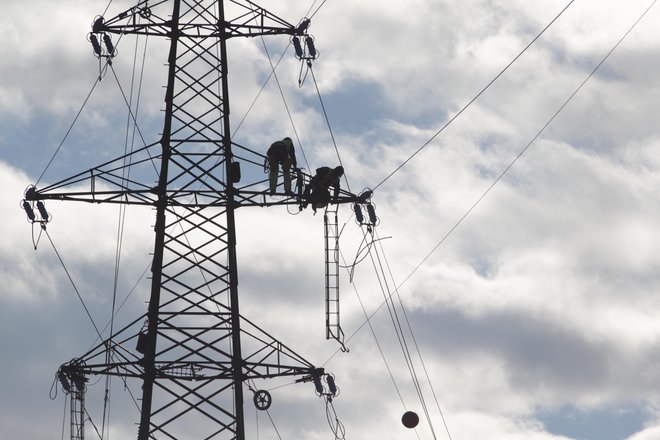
[{"left": 2, "top": 0, "right": 660, "bottom": 439}]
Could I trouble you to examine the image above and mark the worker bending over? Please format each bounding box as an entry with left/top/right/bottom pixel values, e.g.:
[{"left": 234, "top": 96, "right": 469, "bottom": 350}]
[{"left": 303, "top": 166, "right": 344, "bottom": 212}]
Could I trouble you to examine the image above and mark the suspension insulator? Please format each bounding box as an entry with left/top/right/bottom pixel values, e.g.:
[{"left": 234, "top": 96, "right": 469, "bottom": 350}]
[
  {"left": 354, "top": 203, "right": 364, "bottom": 224},
  {"left": 36, "top": 201, "right": 49, "bottom": 222},
  {"left": 58, "top": 371, "right": 71, "bottom": 393},
  {"left": 90, "top": 34, "right": 102, "bottom": 56},
  {"left": 22, "top": 201, "right": 35, "bottom": 222},
  {"left": 102, "top": 34, "right": 114, "bottom": 56},
  {"left": 366, "top": 203, "right": 377, "bottom": 225},
  {"left": 292, "top": 36, "right": 303, "bottom": 58},
  {"left": 326, "top": 375, "right": 337, "bottom": 396},
  {"left": 305, "top": 36, "right": 317, "bottom": 58},
  {"left": 313, "top": 374, "right": 324, "bottom": 394}
]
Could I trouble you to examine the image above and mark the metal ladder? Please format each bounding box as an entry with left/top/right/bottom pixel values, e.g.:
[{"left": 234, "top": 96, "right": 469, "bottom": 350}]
[
  {"left": 324, "top": 207, "right": 347, "bottom": 350},
  {"left": 70, "top": 383, "right": 85, "bottom": 440}
]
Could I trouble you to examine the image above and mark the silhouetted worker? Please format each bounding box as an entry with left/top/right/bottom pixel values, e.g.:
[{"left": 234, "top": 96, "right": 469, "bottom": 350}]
[
  {"left": 303, "top": 165, "right": 344, "bottom": 212},
  {"left": 266, "top": 137, "right": 297, "bottom": 195}
]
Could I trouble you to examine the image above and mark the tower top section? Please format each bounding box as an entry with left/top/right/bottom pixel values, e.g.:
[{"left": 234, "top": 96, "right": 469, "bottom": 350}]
[{"left": 93, "top": 0, "right": 311, "bottom": 39}]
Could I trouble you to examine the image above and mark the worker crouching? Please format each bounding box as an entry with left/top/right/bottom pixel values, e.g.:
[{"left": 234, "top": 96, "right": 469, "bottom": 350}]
[{"left": 303, "top": 166, "right": 344, "bottom": 212}]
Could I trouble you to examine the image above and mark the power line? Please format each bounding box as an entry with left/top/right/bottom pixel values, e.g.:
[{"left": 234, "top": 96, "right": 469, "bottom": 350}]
[
  {"left": 308, "top": 0, "right": 329, "bottom": 19},
  {"left": 372, "top": 0, "right": 576, "bottom": 191},
  {"left": 321, "top": 5, "right": 659, "bottom": 433},
  {"left": 344, "top": 0, "right": 659, "bottom": 343},
  {"left": 319, "top": 18, "right": 660, "bottom": 438},
  {"left": 393, "top": 0, "right": 659, "bottom": 296}
]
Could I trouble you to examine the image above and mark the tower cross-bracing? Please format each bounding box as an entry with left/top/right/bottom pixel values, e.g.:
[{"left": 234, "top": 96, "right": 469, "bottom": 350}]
[{"left": 24, "top": 1, "right": 367, "bottom": 438}]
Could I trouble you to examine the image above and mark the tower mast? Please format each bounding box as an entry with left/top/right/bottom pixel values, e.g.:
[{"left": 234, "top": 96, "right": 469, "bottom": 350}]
[{"left": 25, "top": 1, "right": 367, "bottom": 438}]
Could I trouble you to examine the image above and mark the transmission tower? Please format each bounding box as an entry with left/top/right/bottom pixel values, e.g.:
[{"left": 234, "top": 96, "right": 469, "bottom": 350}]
[{"left": 23, "top": 1, "right": 372, "bottom": 438}]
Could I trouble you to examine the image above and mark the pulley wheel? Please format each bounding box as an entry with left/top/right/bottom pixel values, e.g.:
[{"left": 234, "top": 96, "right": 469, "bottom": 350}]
[{"left": 253, "top": 389, "right": 272, "bottom": 411}]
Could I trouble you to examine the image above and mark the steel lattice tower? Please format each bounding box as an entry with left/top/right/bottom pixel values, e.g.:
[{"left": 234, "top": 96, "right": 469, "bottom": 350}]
[{"left": 24, "top": 1, "right": 368, "bottom": 438}]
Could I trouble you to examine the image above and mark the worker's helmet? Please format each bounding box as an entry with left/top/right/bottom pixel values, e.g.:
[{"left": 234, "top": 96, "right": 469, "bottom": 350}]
[
  {"left": 283, "top": 137, "right": 292, "bottom": 145},
  {"left": 334, "top": 166, "right": 344, "bottom": 177}
]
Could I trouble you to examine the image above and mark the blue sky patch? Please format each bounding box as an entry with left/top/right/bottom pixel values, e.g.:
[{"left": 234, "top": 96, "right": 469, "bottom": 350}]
[{"left": 537, "top": 404, "right": 652, "bottom": 440}]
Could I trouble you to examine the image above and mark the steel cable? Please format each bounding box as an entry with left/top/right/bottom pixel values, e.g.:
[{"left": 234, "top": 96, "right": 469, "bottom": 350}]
[{"left": 372, "top": 0, "right": 576, "bottom": 191}]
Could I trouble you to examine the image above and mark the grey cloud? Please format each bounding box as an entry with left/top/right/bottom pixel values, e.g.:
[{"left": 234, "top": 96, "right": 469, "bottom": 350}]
[{"left": 4, "top": 0, "right": 660, "bottom": 439}]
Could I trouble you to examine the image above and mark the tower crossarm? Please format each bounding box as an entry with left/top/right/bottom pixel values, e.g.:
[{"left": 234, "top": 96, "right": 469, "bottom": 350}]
[
  {"left": 95, "top": 0, "right": 308, "bottom": 39},
  {"left": 24, "top": 144, "right": 372, "bottom": 209}
]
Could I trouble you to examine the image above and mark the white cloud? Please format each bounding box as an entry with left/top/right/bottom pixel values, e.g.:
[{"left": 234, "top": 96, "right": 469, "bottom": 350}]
[
  {"left": 626, "top": 423, "right": 660, "bottom": 440},
  {"left": 3, "top": 0, "right": 660, "bottom": 439}
]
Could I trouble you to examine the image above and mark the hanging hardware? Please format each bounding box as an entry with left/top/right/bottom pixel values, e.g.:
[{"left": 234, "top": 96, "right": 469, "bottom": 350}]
[
  {"left": 88, "top": 16, "right": 117, "bottom": 80},
  {"left": 291, "top": 18, "right": 319, "bottom": 86},
  {"left": 353, "top": 189, "right": 378, "bottom": 228},
  {"left": 253, "top": 389, "right": 272, "bottom": 411},
  {"left": 21, "top": 186, "right": 50, "bottom": 224}
]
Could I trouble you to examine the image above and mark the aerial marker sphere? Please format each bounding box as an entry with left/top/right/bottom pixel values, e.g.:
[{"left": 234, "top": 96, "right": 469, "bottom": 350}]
[{"left": 401, "top": 410, "right": 419, "bottom": 429}]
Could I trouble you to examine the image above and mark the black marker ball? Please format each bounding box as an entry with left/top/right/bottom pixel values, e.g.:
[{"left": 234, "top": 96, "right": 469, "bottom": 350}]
[{"left": 401, "top": 411, "right": 419, "bottom": 429}]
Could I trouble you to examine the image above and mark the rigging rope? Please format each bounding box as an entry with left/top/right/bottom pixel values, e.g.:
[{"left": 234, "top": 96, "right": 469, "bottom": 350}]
[
  {"left": 334, "top": 241, "right": 407, "bottom": 407},
  {"left": 258, "top": 36, "right": 312, "bottom": 172},
  {"left": 309, "top": 64, "right": 352, "bottom": 194},
  {"left": 86, "top": 262, "right": 150, "bottom": 352},
  {"left": 369, "top": 238, "right": 439, "bottom": 439},
  {"left": 35, "top": 76, "right": 101, "bottom": 187},
  {"left": 372, "top": 0, "right": 576, "bottom": 191},
  {"left": 101, "top": 0, "right": 114, "bottom": 17},
  {"left": 85, "top": 405, "right": 104, "bottom": 440},
  {"left": 325, "top": 397, "right": 346, "bottom": 440},
  {"left": 103, "top": 25, "right": 150, "bottom": 440},
  {"left": 44, "top": 227, "right": 103, "bottom": 340},
  {"left": 109, "top": 64, "right": 159, "bottom": 174},
  {"left": 265, "top": 410, "right": 284, "bottom": 440},
  {"left": 232, "top": 44, "right": 287, "bottom": 136},
  {"left": 320, "top": 235, "right": 420, "bottom": 437},
  {"left": 60, "top": 396, "right": 67, "bottom": 440},
  {"left": 376, "top": 230, "right": 453, "bottom": 440},
  {"left": 325, "top": 229, "right": 447, "bottom": 439}
]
